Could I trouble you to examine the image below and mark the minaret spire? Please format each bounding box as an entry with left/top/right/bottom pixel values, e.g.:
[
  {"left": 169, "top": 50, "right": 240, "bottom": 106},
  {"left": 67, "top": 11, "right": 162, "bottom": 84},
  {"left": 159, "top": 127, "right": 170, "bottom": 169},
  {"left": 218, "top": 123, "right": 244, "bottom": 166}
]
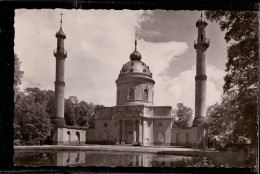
[
  {"left": 193, "top": 13, "right": 209, "bottom": 126},
  {"left": 60, "top": 11, "right": 63, "bottom": 28},
  {"left": 52, "top": 12, "right": 67, "bottom": 145},
  {"left": 135, "top": 33, "right": 137, "bottom": 51},
  {"left": 191, "top": 12, "right": 210, "bottom": 149}
]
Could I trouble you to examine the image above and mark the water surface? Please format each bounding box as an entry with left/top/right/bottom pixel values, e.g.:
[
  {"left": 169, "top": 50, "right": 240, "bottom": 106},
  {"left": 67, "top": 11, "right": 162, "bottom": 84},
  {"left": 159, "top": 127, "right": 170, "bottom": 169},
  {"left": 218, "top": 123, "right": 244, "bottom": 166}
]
[{"left": 14, "top": 151, "right": 190, "bottom": 167}]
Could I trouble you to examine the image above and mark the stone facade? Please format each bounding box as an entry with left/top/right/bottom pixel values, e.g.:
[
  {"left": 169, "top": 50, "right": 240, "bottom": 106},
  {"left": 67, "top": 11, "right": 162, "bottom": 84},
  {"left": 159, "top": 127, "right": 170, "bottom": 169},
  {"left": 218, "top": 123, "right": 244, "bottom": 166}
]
[
  {"left": 92, "top": 105, "right": 173, "bottom": 146},
  {"left": 52, "top": 126, "right": 86, "bottom": 145},
  {"left": 87, "top": 15, "right": 210, "bottom": 149}
]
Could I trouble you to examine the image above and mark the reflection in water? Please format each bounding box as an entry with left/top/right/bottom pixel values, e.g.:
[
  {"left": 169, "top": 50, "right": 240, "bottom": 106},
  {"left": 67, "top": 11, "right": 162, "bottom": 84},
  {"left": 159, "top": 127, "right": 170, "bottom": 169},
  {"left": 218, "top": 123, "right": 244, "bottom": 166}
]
[{"left": 14, "top": 151, "right": 189, "bottom": 167}]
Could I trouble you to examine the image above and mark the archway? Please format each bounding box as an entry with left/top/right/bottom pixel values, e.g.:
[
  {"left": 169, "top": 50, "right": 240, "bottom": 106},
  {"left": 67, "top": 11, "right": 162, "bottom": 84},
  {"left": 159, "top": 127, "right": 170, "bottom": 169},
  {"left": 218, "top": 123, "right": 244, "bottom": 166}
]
[
  {"left": 76, "top": 131, "right": 80, "bottom": 144},
  {"left": 67, "top": 131, "right": 71, "bottom": 145},
  {"left": 127, "top": 131, "right": 133, "bottom": 144},
  {"left": 157, "top": 131, "right": 165, "bottom": 143},
  {"left": 102, "top": 131, "right": 109, "bottom": 141}
]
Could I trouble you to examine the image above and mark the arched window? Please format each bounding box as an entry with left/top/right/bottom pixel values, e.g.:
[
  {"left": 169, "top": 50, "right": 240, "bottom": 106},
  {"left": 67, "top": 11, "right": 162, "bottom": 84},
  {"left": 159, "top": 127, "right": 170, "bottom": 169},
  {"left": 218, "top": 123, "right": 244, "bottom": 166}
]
[
  {"left": 130, "top": 68, "right": 133, "bottom": 72},
  {"left": 143, "top": 89, "right": 148, "bottom": 100},
  {"left": 143, "top": 69, "right": 146, "bottom": 73},
  {"left": 158, "top": 122, "right": 163, "bottom": 127},
  {"left": 67, "top": 131, "right": 71, "bottom": 144},
  {"left": 103, "top": 122, "right": 108, "bottom": 127},
  {"left": 129, "top": 88, "right": 134, "bottom": 100},
  {"left": 76, "top": 131, "right": 80, "bottom": 144},
  {"left": 201, "top": 35, "right": 203, "bottom": 42}
]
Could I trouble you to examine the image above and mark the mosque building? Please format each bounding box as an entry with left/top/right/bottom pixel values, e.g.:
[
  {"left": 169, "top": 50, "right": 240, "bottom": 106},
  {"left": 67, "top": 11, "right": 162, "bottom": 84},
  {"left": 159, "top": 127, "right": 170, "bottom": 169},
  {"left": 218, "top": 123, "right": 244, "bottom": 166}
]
[
  {"left": 90, "top": 37, "right": 174, "bottom": 146},
  {"left": 52, "top": 12, "right": 209, "bottom": 148}
]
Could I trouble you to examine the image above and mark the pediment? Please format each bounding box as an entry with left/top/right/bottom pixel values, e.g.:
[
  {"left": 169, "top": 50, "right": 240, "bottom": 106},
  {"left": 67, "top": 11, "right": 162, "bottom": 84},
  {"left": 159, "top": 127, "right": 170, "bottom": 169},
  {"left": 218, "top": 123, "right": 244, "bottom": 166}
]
[{"left": 114, "top": 106, "right": 141, "bottom": 117}]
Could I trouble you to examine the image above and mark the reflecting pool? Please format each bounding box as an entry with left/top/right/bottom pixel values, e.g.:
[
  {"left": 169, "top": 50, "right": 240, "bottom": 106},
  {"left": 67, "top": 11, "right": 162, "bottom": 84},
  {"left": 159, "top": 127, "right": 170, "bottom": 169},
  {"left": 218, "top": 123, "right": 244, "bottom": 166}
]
[{"left": 14, "top": 151, "right": 191, "bottom": 167}]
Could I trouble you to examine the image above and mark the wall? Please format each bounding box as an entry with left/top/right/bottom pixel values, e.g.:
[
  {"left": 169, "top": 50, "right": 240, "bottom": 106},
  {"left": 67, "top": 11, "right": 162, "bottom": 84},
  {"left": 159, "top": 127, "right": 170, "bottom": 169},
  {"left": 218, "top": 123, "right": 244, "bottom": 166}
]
[
  {"left": 65, "top": 128, "right": 86, "bottom": 145},
  {"left": 85, "top": 128, "right": 95, "bottom": 143},
  {"left": 171, "top": 127, "right": 193, "bottom": 147},
  {"left": 52, "top": 127, "right": 86, "bottom": 145},
  {"left": 153, "top": 119, "right": 172, "bottom": 145},
  {"left": 191, "top": 126, "right": 208, "bottom": 148},
  {"left": 116, "top": 79, "right": 154, "bottom": 106},
  {"left": 95, "top": 119, "right": 113, "bottom": 144}
]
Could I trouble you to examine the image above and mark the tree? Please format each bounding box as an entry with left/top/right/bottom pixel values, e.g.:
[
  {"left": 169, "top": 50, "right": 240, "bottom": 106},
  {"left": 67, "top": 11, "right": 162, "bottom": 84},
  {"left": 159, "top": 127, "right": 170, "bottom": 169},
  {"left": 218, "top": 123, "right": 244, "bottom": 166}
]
[
  {"left": 205, "top": 11, "right": 258, "bottom": 151},
  {"left": 25, "top": 88, "right": 55, "bottom": 117},
  {"left": 173, "top": 103, "right": 193, "bottom": 128},
  {"left": 64, "top": 97, "right": 77, "bottom": 126},
  {"left": 14, "top": 54, "right": 24, "bottom": 100},
  {"left": 14, "top": 90, "right": 52, "bottom": 145}
]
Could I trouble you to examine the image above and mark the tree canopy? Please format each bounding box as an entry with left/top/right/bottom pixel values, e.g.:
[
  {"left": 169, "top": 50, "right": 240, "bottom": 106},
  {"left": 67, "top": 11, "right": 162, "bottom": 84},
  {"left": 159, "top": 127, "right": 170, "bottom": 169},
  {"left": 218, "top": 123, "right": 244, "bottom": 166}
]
[
  {"left": 205, "top": 11, "right": 258, "bottom": 152},
  {"left": 173, "top": 103, "right": 193, "bottom": 128},
  {"left": 14, "top": 54, "right": 24, "bottom": 100},
  {"left": 14, "top": 89, "right": 52, "bottom": 145}
]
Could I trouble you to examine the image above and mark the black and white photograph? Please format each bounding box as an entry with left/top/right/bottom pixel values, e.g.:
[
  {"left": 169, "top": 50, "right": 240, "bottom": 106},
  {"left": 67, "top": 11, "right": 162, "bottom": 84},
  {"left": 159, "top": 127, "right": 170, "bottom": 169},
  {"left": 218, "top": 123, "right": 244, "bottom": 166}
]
[{"left": 13, "top": 9, "right": 257, "bottom": 168}]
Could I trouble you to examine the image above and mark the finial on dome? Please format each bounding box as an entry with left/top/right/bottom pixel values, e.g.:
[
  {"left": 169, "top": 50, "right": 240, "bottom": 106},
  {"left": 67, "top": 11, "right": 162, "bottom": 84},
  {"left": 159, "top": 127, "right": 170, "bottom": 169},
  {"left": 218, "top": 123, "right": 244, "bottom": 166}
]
[
  {"left": 130, "top": 33, "right": 142, "bottom": 61},
  {"left": 196, "top": 11, "right": 207, "bottom": 27},
  {"left": 60, "top": 11, "right": 63, "bottom": 28},
  {"left": 56, "top": 11, "right": 66, "bottom": 39},
  {"left": 135, "top": 33, "right": 137, "bottom": 51}
]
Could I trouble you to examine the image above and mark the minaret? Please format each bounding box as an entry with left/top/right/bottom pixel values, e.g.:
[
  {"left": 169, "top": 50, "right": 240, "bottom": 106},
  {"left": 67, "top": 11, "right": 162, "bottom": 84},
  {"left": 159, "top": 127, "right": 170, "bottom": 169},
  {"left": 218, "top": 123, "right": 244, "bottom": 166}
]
[
  {"left": 52, "top": 12, "right": 67, "bottom": 144},
  {"left": 193, "top": 12, "right": 210, "bottom": 127}
]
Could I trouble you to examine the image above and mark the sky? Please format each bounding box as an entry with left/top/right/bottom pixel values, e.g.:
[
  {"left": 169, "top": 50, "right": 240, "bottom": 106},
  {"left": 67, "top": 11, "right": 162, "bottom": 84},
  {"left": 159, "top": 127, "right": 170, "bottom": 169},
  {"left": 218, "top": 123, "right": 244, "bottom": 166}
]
[{"left": 14, "top": 9, "right": 227, "bottom": 111}]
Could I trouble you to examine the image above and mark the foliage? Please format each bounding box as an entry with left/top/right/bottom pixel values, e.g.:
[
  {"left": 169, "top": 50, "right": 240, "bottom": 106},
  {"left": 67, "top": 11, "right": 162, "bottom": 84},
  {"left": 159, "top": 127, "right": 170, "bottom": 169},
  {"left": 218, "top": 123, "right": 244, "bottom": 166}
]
[
  {"left": 207, "top": 91, "right": 252, "bottom": 150},
  {"left": 170, "top": 153, "right": 254, "bottom": 168},
  {"left": 64, "top": 96, "right": 103, "bottom": 127},
  {"left": 14, "top": 54, "right": 24, "bottom": 100},
  {"left": 173, "top": 103, "right": 193, "bottom": 128},
  {"left": 14, "top": 90, "right": 53, "bottom": 145},
  {"left": 205, "top": 11, "right": 258, "bottom": 152}
]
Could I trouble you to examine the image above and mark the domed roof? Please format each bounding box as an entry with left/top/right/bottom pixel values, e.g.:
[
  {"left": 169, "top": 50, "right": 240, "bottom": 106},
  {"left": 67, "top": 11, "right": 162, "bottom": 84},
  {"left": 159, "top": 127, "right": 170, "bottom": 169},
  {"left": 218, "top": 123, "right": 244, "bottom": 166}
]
[
  {"left": 121, "top": 60, "right": 152, "bottom": 75},
  {"left": 56, "top": 27, "right": 66, "bottom": 39},
  {"left": 117, "top": 37, "right": 154, "bottom": 81}
]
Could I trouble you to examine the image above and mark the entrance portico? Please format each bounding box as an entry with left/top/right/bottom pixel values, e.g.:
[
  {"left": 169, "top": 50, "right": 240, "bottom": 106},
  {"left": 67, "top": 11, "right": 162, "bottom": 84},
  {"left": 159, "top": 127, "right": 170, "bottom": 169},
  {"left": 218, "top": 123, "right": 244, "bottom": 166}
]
[{"left": 116, "top": 118, "right": 142, "bottom": 145}]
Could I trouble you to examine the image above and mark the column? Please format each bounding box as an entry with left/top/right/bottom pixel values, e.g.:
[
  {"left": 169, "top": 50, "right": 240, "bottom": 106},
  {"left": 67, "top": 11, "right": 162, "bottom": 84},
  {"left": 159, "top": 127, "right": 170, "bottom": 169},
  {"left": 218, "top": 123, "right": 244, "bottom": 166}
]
[
  {"left": 116, "top": 120, "right": 120, "bottom": 144},
  {"left": 133, "top": 119, "right": 137, "bottom": 145},
  {"left": 121, "top": 119, "right": 125, "bottom": 144},
  {"left": 142, "top": 120, "right": 145, "bottom": 145},
  {"left": 139, "top": 120, "right": 143, "bottom": 145}
]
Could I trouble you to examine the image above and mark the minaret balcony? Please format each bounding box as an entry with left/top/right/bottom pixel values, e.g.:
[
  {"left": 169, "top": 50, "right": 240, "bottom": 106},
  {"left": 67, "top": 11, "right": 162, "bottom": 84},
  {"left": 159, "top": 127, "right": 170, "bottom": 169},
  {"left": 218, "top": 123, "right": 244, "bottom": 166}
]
[
  {"left": 53, "top": 49, "right": 67, "bottom": 58},
  {"left": 194, "top": 38, "right": 210, "bottom": 49}
]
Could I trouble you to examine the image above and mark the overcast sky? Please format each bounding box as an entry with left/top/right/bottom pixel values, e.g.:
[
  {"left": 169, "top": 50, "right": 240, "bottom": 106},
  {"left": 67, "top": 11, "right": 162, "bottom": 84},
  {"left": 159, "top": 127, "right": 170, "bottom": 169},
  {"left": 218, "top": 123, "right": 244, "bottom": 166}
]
[{"left": 15, "top": 9, "right": 227, "bottom": 111}]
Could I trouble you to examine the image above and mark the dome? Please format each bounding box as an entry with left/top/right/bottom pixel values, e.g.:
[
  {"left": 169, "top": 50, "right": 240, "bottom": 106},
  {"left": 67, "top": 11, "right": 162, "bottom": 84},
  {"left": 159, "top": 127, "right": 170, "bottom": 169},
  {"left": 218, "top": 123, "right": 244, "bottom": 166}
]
[
  {"left": 118, "top": 38, "right": 153, "bottom": 77},
  {"left": 130, "top": 50, "right": 142, "bottom": 61},
  {"left": 120, "top": 60, "right": 152, "bottom": 76},
  {"left": 56, "top": 27, "right": 66, "bottom": 39}
]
